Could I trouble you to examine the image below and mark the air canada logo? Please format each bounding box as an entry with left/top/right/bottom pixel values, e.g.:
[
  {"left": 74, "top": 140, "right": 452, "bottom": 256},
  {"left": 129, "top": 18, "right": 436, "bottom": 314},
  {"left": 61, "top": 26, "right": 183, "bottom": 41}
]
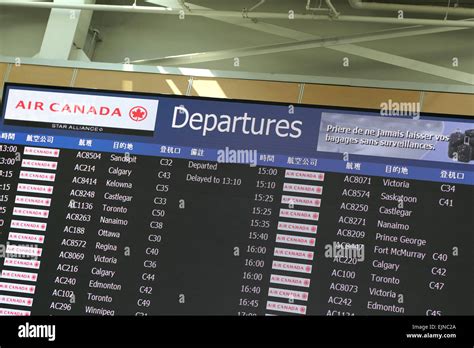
[
  {"left": 6, "top": 89, "right": 159, "bottom": 133},
  {"left": 129, "top": 106, "right": 148, "bottom": 122}
]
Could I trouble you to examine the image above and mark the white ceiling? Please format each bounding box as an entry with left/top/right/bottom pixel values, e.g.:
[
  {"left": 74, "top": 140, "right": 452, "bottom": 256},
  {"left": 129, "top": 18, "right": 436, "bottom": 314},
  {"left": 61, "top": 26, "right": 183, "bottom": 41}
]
[{"left": 0, "top": 0, "right": 473, "bottom": 88}]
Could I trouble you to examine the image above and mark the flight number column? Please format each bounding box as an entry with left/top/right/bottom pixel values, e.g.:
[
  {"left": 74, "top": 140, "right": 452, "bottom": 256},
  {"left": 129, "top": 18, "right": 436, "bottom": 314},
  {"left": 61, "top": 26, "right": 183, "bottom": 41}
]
[
  {"left": 48, "top": 150, "right": 102, "bottom": 314},
  {"left": 325, "top": 174, "right": 372, "bottom": 316}
]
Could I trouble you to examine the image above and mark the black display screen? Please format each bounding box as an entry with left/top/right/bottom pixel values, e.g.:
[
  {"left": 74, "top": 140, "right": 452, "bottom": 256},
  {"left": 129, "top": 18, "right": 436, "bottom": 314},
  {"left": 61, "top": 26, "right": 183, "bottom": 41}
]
[{"left": 0, "top": 83, "right": 472, "bottom": 316}]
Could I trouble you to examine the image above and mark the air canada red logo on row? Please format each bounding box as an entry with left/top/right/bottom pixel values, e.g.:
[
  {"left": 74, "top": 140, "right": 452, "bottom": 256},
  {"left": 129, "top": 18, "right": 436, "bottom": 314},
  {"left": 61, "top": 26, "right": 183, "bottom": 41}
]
[{"left": 15, "top": 101, "right": 148, "bottom": 122}]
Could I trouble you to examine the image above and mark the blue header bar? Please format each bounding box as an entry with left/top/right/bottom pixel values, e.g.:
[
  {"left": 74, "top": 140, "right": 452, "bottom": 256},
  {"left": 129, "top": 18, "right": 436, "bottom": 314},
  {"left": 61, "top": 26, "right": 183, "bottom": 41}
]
[
  {"left": 0, "top": 131, "right": 472, "bottom": 185},
  {"left": 1, "top": 83, "right": 473, "bottom": 185}
]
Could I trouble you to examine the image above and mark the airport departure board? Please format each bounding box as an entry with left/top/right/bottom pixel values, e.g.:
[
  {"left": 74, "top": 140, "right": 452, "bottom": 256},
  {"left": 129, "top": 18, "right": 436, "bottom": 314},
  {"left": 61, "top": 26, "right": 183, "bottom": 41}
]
[{"left": 0, "top": 83, "right": 472, "bottom": 316}]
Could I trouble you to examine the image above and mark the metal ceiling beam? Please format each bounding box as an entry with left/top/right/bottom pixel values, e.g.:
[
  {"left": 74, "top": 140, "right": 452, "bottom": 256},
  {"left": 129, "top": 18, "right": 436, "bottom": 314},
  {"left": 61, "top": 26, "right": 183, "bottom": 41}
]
[
  {"left": 327, "top": 15, "right": 474, "bottom": 27},
  {"left": 36, "top": 0, "right": 95, "bottom": 60},
  {"left": 349, "top": 0, "right": 474, "bottom": 17},
  {"left": 248, "top": 0, "right": 266, "bottom": 12},
  {"left": 329, "top": 44, "right": 473, "bottom": 84},
  {"left": 1, "top": 1, "right": 474, "bottom": 27},
  {"left": 145, "top": 0, "right": 189, "bottom": 11},
  {"left": 3, "top": 1, "right": 471, "bottom": 85},
  {"left": 187, "top": 4, "right": 320, "bottom": 41},
  {"left": 2, "top": 55, "right": 471, "bottom": 93},
  {"left": 2, "top": 0, "right": 474, "bottom": 88},
  {"left": 162, "top": 4, "right": 472, "bottom": 85},
  {"left": 131, "top": 25, "right": 470, "bottom": 66}
]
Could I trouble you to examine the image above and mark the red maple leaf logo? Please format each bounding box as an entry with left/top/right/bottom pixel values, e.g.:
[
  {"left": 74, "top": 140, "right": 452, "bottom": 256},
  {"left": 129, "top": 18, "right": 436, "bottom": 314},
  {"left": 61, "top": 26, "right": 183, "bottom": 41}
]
[{"left": 129, "top": 106, "right": 148, "bottom": 122}]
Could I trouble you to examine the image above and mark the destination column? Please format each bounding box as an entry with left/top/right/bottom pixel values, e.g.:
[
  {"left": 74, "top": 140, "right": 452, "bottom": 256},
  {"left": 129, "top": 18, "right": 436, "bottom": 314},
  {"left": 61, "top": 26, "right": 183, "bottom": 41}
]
[
  {"left": 369, "top": 173, "right": 474, "bottom": 315},
  {"left": 81, "top": 150, "right": 139, "bottom": 315}
]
